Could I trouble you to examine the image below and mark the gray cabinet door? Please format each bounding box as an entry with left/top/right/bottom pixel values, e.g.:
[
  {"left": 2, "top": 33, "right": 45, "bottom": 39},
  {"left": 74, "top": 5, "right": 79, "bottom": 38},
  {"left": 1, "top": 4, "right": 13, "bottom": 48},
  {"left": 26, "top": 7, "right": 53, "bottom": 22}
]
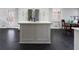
[{"left": 20, "top": 24, "right": 36, "bottom": 42}]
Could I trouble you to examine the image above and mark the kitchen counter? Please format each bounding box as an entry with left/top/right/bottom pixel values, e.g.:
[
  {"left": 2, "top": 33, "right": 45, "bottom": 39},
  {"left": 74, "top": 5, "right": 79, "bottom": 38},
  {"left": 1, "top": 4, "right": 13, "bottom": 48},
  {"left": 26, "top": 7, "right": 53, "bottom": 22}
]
[
  {"left": 73, "top": 27, "right": 79, "bottom": 50},
  {"left": 72, "top": 27, "right": 79, "bottom": 30},
  {"left": 18, "top": 21, "right": 51, "bottom": 24}
]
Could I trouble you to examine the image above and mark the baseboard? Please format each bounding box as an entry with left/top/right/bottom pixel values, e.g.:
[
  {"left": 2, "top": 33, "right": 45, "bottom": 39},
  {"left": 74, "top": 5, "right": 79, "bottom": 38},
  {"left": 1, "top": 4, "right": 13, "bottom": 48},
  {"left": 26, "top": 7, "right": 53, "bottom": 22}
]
[
  {"left": 50, "top": 27, "right": 62, "bottom": 29},
  {"left": 19, "top": 42, "right": 51, "bottom": 44}
]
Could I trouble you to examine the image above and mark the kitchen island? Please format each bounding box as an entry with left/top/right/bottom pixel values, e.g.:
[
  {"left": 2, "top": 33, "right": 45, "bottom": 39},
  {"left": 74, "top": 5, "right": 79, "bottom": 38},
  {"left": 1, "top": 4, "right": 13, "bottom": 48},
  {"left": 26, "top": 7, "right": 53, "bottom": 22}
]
[{"left": 19, "top": 21, "right": 51, "bottom": 44}]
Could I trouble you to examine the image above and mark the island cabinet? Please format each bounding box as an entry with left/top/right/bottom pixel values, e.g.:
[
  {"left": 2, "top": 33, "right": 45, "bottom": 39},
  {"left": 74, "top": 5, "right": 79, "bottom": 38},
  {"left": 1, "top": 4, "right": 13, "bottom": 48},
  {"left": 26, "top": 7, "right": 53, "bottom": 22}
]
[{"left": 19, "top": 21, "right": 51, "bottom": 44}]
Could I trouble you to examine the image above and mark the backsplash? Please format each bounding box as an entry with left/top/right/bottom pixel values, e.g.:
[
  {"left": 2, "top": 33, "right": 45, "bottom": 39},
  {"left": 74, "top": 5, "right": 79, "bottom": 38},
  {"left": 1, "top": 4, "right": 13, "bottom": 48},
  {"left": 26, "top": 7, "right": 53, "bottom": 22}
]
[{"left": 18, "top": 8, "right": 50, "bottom": 21}]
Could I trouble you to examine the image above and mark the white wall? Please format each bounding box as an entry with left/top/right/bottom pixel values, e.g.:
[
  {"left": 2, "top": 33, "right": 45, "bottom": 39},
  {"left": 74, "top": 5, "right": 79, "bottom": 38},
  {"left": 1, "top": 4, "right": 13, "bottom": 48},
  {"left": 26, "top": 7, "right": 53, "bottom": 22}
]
[
  {"left": 77, "top": 8, "right": 79, "bottom": 16},
  {"left": 61, "top": 8, "right": 79, "bottom": 21},
  {"left": 0, "top": 8, "right": 18, "bottom": 28}
]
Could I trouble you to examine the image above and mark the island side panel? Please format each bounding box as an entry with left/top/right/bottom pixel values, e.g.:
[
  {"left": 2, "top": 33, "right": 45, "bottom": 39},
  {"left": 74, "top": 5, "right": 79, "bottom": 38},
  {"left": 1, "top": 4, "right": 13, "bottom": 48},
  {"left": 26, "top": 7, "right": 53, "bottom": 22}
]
[
  {"left": 35, "top": 24, "right": 51, "bottom": 43},
  {"left": 74, "top": 30, "right": 79, "bottom": 50}
]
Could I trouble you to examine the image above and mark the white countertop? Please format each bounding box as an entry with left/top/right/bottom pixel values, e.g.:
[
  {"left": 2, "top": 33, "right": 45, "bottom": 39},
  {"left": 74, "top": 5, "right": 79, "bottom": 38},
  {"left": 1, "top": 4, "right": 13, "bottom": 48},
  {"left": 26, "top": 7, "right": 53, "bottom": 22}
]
[
  {"left": 72, "top": 27, "right": 79, "bottom": 30},
  {"left": 18, "top": 21, "right": 51, "bottom": 24}
]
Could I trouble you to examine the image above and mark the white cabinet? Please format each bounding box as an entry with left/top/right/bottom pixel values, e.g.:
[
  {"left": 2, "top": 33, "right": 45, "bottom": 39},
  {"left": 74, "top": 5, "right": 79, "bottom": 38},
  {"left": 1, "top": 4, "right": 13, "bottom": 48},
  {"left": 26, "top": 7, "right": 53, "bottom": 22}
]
[{"left": 19, "top": 21, "right": 51, "bottom": 44}]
